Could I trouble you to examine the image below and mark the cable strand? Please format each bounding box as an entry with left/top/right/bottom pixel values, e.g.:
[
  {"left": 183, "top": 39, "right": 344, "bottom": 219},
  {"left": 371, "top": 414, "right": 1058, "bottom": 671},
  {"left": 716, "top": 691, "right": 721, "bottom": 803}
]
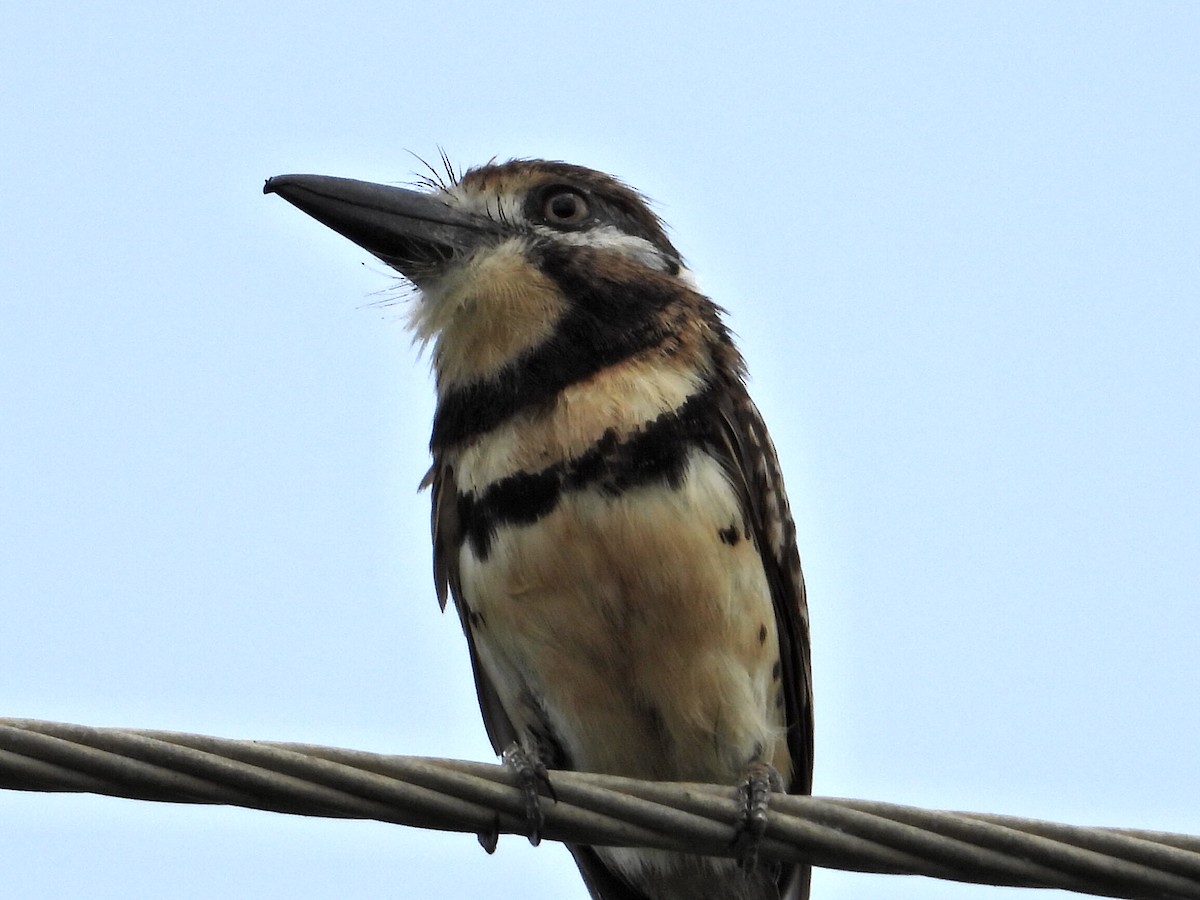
[{"left": 1, "top": 718, "right": 1196, "bottom": 899}]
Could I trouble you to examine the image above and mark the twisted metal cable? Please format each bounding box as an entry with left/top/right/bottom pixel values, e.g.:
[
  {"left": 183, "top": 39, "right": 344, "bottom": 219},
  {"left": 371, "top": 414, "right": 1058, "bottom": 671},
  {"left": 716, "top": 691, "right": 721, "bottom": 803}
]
[{"left": 2, "top": 718, "right": 1198, "bottom": 899}]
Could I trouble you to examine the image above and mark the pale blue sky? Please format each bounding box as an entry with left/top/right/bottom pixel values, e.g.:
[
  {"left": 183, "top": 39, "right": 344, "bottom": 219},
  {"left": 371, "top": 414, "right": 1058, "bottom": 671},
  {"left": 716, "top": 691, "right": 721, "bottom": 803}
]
[{"left": 3, "top": 3, "right": 1198, "bottom": 898}]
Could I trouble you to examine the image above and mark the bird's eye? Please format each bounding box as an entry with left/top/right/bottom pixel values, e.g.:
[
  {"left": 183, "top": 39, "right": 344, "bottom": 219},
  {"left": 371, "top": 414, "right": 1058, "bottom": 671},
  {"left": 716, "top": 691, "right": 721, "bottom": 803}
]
[{"left": 541, "top": 189, "right": 590, "bottom": 226}]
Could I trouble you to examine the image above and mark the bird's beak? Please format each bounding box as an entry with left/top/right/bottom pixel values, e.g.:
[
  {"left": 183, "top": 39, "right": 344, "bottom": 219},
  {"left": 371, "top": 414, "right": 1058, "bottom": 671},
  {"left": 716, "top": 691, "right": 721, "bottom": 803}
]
[{"left": 263, "top": 174, "right": 500, "bottom": 283}]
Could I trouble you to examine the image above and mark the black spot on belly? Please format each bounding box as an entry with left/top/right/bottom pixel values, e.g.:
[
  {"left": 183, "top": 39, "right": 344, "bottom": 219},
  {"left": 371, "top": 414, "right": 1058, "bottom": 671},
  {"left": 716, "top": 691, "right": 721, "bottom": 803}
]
[
  {"left": 642, "top": 703, "right": 668, "bottom": 745},
  {"left": 771, "top": 659, "right": 781, "bottom": 681},
  {"left": 718, "top": 524, "right": 740, "bottom": 545},
  {"left": 757, "top": 624, "right": 768, "bottom": 645}
]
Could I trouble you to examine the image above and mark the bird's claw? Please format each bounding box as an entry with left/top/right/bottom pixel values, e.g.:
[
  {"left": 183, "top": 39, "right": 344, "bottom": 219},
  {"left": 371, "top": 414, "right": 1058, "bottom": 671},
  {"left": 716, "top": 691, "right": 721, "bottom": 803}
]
[
  {"left": 732, "top": 762, "right": 784, "bottom": 873},
  {"left": 477, "top": 815, "right": 500, "bottom": 854},
  {"left": 502, "top": 743, "right": 553, "bottom": 846}
]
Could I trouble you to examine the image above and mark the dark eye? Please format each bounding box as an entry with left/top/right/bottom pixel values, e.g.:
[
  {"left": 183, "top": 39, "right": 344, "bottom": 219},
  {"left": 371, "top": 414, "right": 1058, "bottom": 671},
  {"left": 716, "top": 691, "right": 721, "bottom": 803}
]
[{"left": 541, "top": 188, "right": 590, "bottom": 226}]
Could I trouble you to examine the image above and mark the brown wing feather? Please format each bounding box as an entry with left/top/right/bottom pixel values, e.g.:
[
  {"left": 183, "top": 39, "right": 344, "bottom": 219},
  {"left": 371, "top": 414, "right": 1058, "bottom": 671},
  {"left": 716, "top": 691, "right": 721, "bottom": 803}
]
[
  {"left": 714, "top": 379, "right": 814, "bottom": 900},
  {"left": 714, "top": 381, "right": 814, "bottom": 793},
  {"left": 427, "top": 459, "right": 519, "bottom": 753}
]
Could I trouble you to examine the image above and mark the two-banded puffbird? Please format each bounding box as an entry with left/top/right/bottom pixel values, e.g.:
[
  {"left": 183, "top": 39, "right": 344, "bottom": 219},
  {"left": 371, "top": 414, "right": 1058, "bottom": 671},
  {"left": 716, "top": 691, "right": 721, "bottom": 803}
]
[{"left": 264, "top": 159, "right": 813, "bottom": 900}]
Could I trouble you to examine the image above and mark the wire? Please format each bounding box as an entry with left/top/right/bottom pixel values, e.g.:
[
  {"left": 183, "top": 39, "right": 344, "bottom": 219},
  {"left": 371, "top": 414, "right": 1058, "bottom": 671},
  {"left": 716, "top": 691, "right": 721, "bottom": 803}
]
[{"left": 2, "top": 718, "right": 1198, "bottom": 898}]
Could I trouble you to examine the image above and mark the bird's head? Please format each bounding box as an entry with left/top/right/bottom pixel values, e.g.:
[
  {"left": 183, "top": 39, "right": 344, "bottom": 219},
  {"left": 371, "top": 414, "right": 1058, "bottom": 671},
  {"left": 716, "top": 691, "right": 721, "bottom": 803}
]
[{"left": 266, "top": 160, "right": 733, "bottom": 447}]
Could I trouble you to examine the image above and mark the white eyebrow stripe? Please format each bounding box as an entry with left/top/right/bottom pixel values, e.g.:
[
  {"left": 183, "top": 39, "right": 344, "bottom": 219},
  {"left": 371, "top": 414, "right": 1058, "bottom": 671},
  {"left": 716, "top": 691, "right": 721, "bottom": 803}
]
[{"left": 540, "top": 224, "right": 674, "bottom": 272}]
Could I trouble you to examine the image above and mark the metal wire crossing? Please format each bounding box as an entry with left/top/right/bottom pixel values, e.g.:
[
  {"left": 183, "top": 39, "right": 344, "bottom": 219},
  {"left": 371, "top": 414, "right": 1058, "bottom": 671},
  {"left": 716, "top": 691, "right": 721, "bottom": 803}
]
[{"left": 2, "top": 717, "right": 1198, "bottom": 898}]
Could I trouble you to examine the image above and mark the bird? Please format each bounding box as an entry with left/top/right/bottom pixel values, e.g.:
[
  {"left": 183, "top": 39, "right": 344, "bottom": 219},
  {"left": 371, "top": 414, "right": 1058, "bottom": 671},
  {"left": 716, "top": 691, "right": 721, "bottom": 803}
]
[{"left": 264, "top": 158, "right": 813, "bottom": 900}]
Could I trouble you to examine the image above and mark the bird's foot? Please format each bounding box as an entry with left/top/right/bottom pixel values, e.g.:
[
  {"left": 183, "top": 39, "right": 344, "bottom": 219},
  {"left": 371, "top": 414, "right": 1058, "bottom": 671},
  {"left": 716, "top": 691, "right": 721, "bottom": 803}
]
[
  {"left": 732, "top": 762, "right": 784, "bottom": 873},
  {"left": 501, "top": 742, "right": 554, "bottom": 847}
]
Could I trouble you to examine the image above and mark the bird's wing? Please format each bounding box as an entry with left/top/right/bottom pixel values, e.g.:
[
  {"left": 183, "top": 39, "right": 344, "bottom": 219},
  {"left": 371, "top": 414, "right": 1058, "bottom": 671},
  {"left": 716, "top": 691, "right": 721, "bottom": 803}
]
[
  {"left": 713, "top": 380, "right": 814, "bottom": 796},
  {"left": 427, "top": 459, "right": 519, "bottom": 752},
  {"left": 714, "top": 380, "right": 813, "bottom": 900}
]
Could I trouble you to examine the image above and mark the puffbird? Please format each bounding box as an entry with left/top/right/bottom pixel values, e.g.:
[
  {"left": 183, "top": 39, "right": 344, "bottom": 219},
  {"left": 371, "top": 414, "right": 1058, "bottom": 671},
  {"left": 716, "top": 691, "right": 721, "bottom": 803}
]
[{"left": 264, "top": 159, "right": 813, "bottom": 900}]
